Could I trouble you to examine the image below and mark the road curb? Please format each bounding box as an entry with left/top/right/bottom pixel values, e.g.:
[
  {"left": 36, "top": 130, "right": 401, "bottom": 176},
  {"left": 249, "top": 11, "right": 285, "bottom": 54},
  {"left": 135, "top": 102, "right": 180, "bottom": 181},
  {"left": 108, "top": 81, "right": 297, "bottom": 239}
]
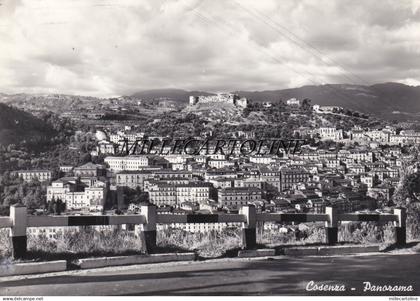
[
  {"left": 238, "top": 249, "right": 276, "bottom": 258},
  {"left": 0, "top": 260, "right": 67, "bottom": 277},
  {"left": 282, "top": 245, "right": 380, "bottom": 256},
  {"left": 76, "top": 252, "right": 196, "bottom": 269},
  {"left": 0, "top": 245, "right": 384, "bottom": 276}
]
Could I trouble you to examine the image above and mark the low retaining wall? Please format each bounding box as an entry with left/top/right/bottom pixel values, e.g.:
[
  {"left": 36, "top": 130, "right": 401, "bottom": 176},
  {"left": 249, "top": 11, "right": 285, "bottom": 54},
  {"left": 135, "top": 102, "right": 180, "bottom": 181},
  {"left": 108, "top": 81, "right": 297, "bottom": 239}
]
[
  {"left": 76, "top": 252, "right": 196, "bottom": 269},
  {"left": 0, "top": 260, "right": 67, "bottom": 277}
]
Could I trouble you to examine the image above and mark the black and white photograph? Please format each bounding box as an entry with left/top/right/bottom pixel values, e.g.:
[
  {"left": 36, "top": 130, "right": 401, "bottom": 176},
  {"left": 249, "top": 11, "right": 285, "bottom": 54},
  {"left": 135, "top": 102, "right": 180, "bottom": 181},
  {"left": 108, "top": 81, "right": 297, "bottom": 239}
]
[{"left": 0, "top": 0, "right": 420, "bottom": 298}]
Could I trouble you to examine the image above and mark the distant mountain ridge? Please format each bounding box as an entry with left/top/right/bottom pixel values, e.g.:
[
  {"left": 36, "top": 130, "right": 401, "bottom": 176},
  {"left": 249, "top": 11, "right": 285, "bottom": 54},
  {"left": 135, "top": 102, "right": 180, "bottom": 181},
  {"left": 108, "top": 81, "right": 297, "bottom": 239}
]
[
  {"left": 1, "top": 82, "right": 420, "bottom": 119},
  {"left": 131, "top": 83, "right": 420, "bottom": 118},
  {"left": 235, "top": 83, "right": 420, "bottom": 116}
]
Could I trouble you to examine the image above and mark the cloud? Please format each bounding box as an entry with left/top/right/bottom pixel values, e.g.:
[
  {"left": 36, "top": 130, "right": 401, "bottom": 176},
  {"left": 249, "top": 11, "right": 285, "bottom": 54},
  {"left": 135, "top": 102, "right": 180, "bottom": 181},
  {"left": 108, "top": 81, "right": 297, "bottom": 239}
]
[{"left": 0, "top": 0, "right": 419, "bottom": 97}]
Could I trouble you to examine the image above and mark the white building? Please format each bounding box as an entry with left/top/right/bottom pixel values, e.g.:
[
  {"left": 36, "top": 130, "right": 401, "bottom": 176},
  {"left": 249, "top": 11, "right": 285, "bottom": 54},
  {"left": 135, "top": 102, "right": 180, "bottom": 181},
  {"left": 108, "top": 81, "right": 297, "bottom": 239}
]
[
  {"left": 361, "top": 175, "right": 374, "bottom": 188},
  {"left": 176, "top": 183, "right": 211, "bottom": 204},
  {"left": 47, "top": 177, "right": 107, "bottom": 211},
  {"left": 349, "top": 151, "right": 374, "bottom": 163},
  {"left": 64, "top": 186, "right": 106, "bottom": 211},
  {"left": 104, "top": 156, "right": 149, "bottom": 172},
  {"left": 365, "top": 130, "right": 390, "bottom": 143},
  {"left": 208, "top": 159, "right": 234, "bottom": 169},
  {"left": 148, "top": 182, "right": 211, "bottom": 207},
  {"left": 59, "top": 166, "right": 74, "bottom": 173},
  {"left": 14, "top": 170, "right": 52, "bottom": 182},
  {"left": 286, "top": 98, "right": 301, "bottom": 106},
  {"left": 97, "top": 140, "right": 116, "bottom": 155},
  {"left": 249, "top": 156, "right": 276, "bottom": 165},
  {"left": 318, "top": 127, "right": 343, "bottom": 141}
]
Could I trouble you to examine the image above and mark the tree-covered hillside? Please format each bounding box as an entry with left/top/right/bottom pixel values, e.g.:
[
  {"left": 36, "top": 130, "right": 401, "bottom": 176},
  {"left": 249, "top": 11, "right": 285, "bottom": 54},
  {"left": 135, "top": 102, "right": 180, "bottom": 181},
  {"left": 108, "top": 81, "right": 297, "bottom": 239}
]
[{"left": 0, "top": 103, "right": 57, "bottom": 147}]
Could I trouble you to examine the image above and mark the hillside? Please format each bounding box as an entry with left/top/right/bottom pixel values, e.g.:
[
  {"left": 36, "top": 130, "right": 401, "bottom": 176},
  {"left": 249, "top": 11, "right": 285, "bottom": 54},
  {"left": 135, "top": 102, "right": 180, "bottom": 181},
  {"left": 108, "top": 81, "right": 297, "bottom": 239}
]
[
  {"left": 144, "top": 96, "right": 382, "bottom": 140},
  {"left": 182, "top": 101, "right": 265, "bottom": 125},
  {"left": 0, "top": 94, "right": 108, "bottom": 115},
  {"left": 1, "top": 83, "right": 420, "bottom": 120},
  {"left": 132, "top": 83, "right": 420, "bottom": 119},
  {"left": 235, "top": 83, "right": 420, "bottom": 119},
  {"left": 0, "top": 104, "right": 57, "bottom": 146}
]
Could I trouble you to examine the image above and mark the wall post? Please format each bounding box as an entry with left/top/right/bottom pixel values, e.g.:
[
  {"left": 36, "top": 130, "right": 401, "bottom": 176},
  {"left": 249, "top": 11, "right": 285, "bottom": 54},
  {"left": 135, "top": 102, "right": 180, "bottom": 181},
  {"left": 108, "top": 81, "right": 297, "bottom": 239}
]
[
  {"left": 140, "top": 204, "right": 157, "bottom": 254},
  {"left": 10, "top": 204, "right": 28, "bottom": 259},
  {"left": 325, "top": 206, "right": 338, "bottom": 245},
  {"left": 393, "top": 207, "right": 406, "bottom": 246},
  {"left": 240, "top": 204, "right": 257, "bottom": 249}
]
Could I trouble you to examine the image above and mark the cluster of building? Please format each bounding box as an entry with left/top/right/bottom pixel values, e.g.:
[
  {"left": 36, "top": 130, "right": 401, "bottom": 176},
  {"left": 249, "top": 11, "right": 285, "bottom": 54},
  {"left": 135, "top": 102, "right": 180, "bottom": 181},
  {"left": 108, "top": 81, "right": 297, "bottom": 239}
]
[
  {"left": 14, "top": 99, "right": 420, "bottom": 235},
  {"left": 18, "top": 121, "right": 416, "bottom": 221},
  {"left": 295, "top": 124, "right": 420, "bottom": 147},
  {"left": 46, "top": 163, "right": 108, "bottom": 211}
]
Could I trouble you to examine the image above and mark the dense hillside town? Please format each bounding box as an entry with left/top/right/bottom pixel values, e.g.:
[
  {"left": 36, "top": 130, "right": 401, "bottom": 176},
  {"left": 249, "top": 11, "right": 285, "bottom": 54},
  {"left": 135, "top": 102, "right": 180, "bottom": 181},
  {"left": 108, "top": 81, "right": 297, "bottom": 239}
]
[{"left": 1, "top": 94, "right": 420, "bottom": 238}]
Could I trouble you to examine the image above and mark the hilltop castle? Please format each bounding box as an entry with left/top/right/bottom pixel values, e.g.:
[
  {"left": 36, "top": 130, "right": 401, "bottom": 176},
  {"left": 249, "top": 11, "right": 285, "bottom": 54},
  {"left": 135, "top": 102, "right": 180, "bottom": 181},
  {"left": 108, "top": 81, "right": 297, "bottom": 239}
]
[{"left": 189, "top": 93, "right": 248, "bottom": 108}]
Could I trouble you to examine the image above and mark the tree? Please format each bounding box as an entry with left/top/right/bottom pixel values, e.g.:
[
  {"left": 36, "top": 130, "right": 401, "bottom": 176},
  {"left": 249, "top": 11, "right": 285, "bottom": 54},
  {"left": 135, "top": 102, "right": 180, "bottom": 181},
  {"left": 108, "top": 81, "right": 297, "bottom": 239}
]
[
  {"left": 54, "top": 198, "right": 65, "bottom": 215},
  {"left": 301, "top": 98, "right": 312, "bottom": 111},
  {"left": 48, "top": 197, "right": 56, "bottom": 214}
]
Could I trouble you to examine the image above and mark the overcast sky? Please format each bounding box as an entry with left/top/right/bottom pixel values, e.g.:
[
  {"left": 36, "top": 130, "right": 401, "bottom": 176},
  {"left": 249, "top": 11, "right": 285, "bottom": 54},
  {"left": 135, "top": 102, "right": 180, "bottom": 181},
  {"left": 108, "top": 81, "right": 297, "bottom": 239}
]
[{"left": 1, "top": 0, "right": 420, "bottom": 97}]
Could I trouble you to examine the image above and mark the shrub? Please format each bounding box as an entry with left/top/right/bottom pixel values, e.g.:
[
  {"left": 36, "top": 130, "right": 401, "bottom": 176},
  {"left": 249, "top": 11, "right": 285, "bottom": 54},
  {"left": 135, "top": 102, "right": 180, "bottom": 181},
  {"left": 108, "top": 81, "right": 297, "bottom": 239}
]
[
  {"left": 27, "top": 227, "right": 143, "bottom": 257},
  {"left": 0, "top": 229, "right": 11, "bottom": 260},
  {"left": 258, "top": 223, "right": 326, "bottom": 246},
  {"left": 157, "top": 227, "right": 242, "bottom": 258},
  {"left": 407, "top": 205, "right": 420, "bottom": 241},
  {"left": 338, "top": 222, "right": 395, "bottom": 245}
]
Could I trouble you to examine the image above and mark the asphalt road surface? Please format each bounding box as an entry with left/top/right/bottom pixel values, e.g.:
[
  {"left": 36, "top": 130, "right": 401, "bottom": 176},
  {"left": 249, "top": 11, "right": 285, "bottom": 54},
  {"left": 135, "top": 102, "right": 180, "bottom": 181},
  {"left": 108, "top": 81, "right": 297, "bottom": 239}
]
[{"left": 1, "top": 253, "right": 419, "bottom": 296}]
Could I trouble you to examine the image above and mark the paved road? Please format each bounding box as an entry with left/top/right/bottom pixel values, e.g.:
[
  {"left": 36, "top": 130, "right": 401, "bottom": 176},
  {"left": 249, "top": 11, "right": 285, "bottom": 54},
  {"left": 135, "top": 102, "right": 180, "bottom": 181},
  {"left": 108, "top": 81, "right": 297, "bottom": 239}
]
[{"left": 0, "top": 254, "right": 419, "bottom": 296}]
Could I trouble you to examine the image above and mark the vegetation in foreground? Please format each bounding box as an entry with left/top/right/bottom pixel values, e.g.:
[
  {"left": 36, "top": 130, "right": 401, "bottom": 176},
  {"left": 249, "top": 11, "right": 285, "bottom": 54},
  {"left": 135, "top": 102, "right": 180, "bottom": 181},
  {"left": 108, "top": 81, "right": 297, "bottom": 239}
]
[
  {"left": 157, "top": 228, "right": 242, "bottom": 258},
  {"left": 1, "top": 219, "right": 418, "bottom": 262},
  {"left": 0, "top": 228, "right": 143, "bottom": 262},
  {"left": 0, "top": 229, "right": 9, "bottom": 262}
]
